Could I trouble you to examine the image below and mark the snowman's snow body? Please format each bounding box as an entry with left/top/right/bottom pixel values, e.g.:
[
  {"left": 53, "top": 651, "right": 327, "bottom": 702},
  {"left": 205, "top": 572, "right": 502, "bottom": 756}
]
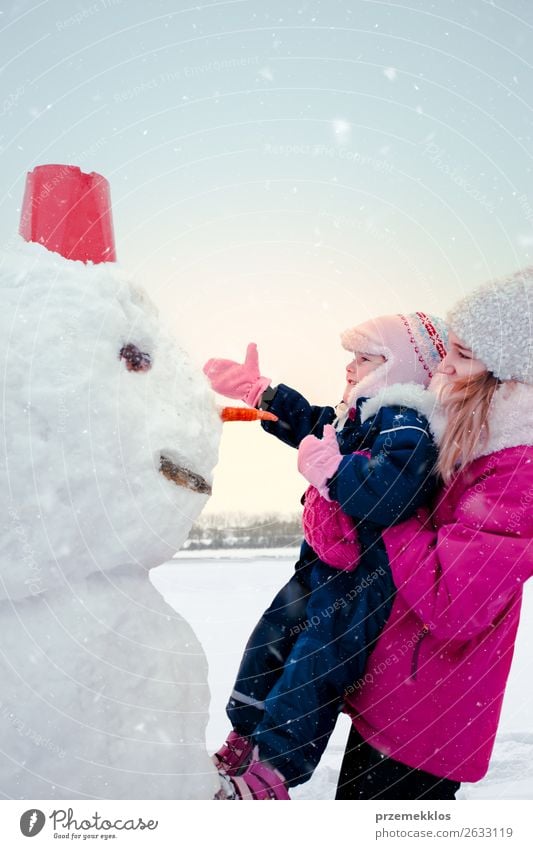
[{"left": 0, "top": 240, "right": 222, "bottom": 798}]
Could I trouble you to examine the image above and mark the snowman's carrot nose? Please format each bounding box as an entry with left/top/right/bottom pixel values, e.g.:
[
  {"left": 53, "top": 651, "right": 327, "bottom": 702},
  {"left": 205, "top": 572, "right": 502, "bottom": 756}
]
[{"left": 220, "top": 406, "right": 278, "bottom": 423}]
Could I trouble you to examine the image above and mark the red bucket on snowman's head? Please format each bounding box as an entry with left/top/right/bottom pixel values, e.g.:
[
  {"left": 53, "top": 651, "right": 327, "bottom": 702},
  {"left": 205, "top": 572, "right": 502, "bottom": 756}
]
[{"left": 19, "top": 164, "right": 116, "bottom": 264}]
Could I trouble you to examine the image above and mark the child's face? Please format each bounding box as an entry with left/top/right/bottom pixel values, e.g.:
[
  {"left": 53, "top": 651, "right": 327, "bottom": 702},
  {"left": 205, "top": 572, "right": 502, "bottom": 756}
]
[{"left": 343, "top": 351, "right": 386, "bottom": 403}]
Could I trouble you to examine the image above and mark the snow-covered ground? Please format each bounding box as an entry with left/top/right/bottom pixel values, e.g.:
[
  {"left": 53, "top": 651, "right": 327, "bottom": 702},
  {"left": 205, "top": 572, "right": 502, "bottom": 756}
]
[{"left": 152, "top": 550, "right": 533, "bottom": 801}]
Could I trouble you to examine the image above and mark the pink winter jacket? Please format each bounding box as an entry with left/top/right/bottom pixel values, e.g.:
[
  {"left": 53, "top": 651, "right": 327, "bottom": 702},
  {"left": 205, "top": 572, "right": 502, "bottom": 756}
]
[{"left": 345, "top": 382, "right": 533, "bottom": 782}]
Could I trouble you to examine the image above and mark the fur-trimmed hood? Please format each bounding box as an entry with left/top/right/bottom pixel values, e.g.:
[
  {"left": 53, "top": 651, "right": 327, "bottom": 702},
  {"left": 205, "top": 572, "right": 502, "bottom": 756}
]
[
  {"left": 471, "top": 380, "right": 533, "bottom": 459},
  {"left": 357, "top": 380, "right": 533, "bottom": 459},
  {"left": 358, "top": 382, "right": 444, "bottom": 441}
]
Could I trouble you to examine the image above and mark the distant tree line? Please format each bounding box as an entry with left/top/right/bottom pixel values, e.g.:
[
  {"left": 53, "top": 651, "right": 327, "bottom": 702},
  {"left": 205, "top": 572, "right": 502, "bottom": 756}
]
[{"left": 183, "top": 512, "right": 303, "bottom": 549}]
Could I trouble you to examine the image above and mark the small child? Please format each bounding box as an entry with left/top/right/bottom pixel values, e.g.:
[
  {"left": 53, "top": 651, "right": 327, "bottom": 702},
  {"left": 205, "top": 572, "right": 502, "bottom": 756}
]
[{"left": 204, "top": 312, "right": 446, "bottom": 799}]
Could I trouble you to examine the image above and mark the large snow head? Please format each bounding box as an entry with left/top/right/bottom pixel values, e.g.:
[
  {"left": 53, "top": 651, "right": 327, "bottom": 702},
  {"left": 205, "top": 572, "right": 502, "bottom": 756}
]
[{"left": 1, "top": 165, "right": 221, "bottom": 603}]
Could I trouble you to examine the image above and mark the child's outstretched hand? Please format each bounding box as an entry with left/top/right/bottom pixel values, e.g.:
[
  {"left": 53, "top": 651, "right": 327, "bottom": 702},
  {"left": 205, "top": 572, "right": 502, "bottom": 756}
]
[
  {"left": 203, "top": 342, "right": 271, "bottom": 407},
  {"left": 297, "top": 424, "right": 342, "bottom": 499}
]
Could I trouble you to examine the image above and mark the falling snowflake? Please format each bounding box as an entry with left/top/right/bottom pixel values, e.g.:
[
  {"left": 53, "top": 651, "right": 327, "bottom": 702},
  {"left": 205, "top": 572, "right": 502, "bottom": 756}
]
[
  {"left": 332, "top": 119, "right": 351, "bottom": 143},
  {"left": 259, "top": 67, "right": 274, "bottom": 81}
]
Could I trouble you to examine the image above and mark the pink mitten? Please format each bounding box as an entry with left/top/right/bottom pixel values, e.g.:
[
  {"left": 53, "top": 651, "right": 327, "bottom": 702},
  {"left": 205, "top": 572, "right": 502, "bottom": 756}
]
[
  {"left": 302, "top": 485, "right": 361, "bottom": 571},
  {"left": 297, "top": 424, "right": 342, "bottom": 499},
  {"left": 203, "top": 342, "right": 271, "bottom": 407}
]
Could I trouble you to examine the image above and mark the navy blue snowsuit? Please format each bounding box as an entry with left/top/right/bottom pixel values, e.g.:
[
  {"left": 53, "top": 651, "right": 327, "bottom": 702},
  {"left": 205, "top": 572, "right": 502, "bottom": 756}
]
[{"left": 227, "top": 383, "right": 438, "bottom": 786}]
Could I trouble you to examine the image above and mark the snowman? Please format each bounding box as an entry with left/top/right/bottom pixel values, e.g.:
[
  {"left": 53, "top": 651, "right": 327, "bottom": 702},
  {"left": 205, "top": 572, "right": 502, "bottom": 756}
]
[{"left": 0, "top": 165, "right": 223, "bottom": 799}]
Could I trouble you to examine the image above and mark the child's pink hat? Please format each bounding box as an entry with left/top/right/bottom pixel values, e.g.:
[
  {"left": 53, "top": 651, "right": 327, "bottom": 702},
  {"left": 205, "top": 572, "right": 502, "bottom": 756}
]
[{"left": 341, "top": 312, "right": 448, "bottom": 400}]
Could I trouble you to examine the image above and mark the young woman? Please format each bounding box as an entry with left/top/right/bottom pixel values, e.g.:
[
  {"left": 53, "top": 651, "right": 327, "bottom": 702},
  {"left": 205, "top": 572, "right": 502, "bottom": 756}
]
[{"left": 335, "top": 269, "right": 533, "bottom": 800}]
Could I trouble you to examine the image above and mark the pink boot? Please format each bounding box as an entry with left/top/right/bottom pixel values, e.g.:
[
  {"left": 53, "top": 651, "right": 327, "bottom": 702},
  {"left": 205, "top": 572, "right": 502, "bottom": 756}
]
[
  {"left": 218, "top": 749, "right": 290, "bottom": 800},
  {"left": 212, "top": 730, "right": 254, "bottom": 776}
]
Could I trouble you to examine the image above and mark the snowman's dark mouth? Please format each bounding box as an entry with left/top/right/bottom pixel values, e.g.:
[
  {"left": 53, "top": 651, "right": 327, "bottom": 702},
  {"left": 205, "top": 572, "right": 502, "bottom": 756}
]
[{"left": 159, "top": 455, "right": 212, "bottom": 495}]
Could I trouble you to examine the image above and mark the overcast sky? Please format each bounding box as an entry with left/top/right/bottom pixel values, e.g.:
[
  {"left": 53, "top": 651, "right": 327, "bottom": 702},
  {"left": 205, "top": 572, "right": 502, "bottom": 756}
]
[{"left": 1, "top": 0, "right": 532, "bottom": 514}]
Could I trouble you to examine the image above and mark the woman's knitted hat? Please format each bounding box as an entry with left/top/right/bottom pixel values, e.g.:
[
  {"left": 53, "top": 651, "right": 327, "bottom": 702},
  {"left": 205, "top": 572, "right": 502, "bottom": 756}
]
[
  {"left": 446, "top": 268, "right": 533, "bottom": 383},
  {"left": 340, "top": 312, "right": 448, "bottom": 402}
]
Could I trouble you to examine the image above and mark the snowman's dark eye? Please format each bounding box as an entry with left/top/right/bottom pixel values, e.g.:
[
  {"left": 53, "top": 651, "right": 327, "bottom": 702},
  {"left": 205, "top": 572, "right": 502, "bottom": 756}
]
[{"left": 119, "top": 344, "right": 152, "bottom": 372}]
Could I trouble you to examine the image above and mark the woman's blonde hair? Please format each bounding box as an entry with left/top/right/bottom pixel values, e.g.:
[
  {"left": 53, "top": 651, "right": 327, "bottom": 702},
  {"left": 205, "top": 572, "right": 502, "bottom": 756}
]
[{"left": 437, "top": 371, "right": 500, "bottom": 484}]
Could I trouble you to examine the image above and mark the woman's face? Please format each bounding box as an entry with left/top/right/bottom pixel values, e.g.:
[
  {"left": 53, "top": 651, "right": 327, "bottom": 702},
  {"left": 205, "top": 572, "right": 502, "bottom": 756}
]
[
  {"left": 434, "top": 330, "right": 487, "bottom": 388},
  {"left": 343, "top": 351, "right": 386, "bottom": 403}
]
